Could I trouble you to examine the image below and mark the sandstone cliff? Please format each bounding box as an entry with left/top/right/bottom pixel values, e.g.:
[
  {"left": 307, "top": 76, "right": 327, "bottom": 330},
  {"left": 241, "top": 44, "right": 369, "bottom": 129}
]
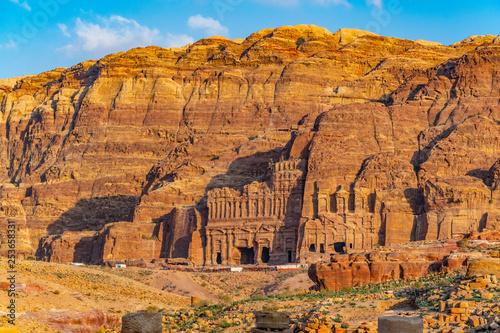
[{"left": 0, "top": 25, "right": 499, "bottom": 265}]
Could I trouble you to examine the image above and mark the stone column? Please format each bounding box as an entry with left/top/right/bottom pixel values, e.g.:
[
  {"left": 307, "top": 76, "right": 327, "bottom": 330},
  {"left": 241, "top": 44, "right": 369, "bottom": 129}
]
[
  {"left": 221, "top": 231, "right": 227, "bottom": 265},
  {"left": 272, "top": 197, "right": 277, "bottom": 217},
  {"left": 248, "top": 198, "right": 254, "bottom": 217},
  {"left": 207, "top": 230, "right": 213, "bottom": 265},
  {"left": 256, "top": 243, "right": 262, "bottom": 264},
  {"left": 235, "top": 199, "right": 240, "bottom": 218},
  {"left": 278, "top": 197, "right": 283, "bottom": 219},
  {"left": 227, "top": 231, "right": 233, "bottom": 265},
  {"left": 315, "top": 231, "right": 319, "bottom": 253},
  {"left": 283, "top": 197, "right": 287, "bottom": 216},
  {"left": 256, "top": 197, "right": 261, "bottom": 217},
  {"left": 242, "top": 199, "right": 248, "bottom": 217}
]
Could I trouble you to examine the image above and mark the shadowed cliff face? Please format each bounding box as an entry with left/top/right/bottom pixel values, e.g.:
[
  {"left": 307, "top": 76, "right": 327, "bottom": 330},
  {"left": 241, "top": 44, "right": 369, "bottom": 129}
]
[{"left": 0, "top": 25, "right": 499, "bottom": 259}]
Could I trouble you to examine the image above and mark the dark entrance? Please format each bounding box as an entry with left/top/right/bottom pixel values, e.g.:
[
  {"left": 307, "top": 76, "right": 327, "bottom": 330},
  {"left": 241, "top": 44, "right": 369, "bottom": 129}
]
[
  {"left": 320, "top": 243, "right": 325, "bottom": 253},
  {"left": 261, "top": 247, "right": 270, "bottom": 263},
  {"left": 216, "top": 252, "right": 222, "bottom": 264},
  {"left": 287, "top": 250, "right": 292, "bottom": 263},
  {"left": 334, "top": 242, "right": 345, "bottom": 253},
  {"left": 238, "top": 247, "right": 254, "bottom": 264},
  {"left": 308, "top": 244, "right": 316, "bottom": 252}
]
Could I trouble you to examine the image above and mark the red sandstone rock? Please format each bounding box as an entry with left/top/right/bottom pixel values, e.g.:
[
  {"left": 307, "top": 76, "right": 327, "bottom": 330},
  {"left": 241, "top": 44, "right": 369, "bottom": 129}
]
[
  {"left": 21, "top": 309, "right": 120, "bottom": 333},
  {"left": 309, "top": 240, "right": 460, "bottom": 291},
  {"left": 0, "top": 26, "right": 499, "bottom": 266}
]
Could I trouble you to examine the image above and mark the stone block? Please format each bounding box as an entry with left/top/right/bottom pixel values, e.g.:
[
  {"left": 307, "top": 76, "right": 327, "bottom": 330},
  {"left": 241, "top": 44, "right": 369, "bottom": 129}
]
[
  {"left": 467, "top": 258, "right": 500, "bottom": 278},
  {"left": 378, "top": 316, "right": 423, "bottom": 333},
  {"left": 254, "top": 311, "right": 290, "bottom": 330},
  {"left": 251, "top": 329, "right": 294, "bottom": 333},
  {"left": 122, "top": 312, "right": 162, "bottom": 333}
]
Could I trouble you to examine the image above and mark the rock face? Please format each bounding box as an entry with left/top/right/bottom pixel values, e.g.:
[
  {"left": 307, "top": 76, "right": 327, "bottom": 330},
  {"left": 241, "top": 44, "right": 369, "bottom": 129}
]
[
  {"left": 308, "top": 240, "right": 460, "bottom": 291},
  {"left": 37, "top": 222, "right": 163, "bottom": 264},
  {"left": 0, "top": 25, "right": 499, "bottom": 265}
]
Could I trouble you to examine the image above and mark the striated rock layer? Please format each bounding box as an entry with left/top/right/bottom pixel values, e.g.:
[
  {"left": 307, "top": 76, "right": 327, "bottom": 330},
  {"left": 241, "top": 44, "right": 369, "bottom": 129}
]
[
  {"left": 308, "top": 239, "right": 462, "bottom": 291},
  {"left": 0, "top": 25, "right": 500, "bottom": 265}
]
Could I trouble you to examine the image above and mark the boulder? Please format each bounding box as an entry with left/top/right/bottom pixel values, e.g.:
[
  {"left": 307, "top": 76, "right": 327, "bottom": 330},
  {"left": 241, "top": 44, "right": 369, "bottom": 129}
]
[
  {"left": 467, "top": 258, "right": 500, "bottom": 278},
  {"left": 378, "top": 316, "right": 423, "bottom": 333},
  {"left": 121, "top": 312, "right": 163, "bottom": 333},
  {"left": 254, "top": 311, "right": 290, "bottom": 330}
]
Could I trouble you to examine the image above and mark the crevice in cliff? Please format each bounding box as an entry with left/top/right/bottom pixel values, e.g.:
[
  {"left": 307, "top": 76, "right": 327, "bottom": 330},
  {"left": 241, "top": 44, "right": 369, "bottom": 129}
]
[
  {"left": 388, "top": 109, "right": 395, "bottom": 153},
  {"left": 410, "top": 123, "right": 459, "bottom": 172},
  {"left": 371, "top": 110, "right": 382, "bottom": 152},
  {"left": 111, "top": 82, "right": 125, "bottom": 112}
]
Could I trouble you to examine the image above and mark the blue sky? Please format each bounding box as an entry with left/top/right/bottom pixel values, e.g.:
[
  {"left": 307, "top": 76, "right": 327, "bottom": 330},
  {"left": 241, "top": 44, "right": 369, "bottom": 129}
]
[{"left": 1, "top": 0, "right": 500, "bottom": 79}]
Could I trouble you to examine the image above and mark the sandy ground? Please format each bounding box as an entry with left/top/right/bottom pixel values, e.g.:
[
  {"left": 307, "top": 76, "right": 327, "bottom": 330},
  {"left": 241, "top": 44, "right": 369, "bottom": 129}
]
[{"left": 0, "top": 259, "right": 317, "bottom": 332}]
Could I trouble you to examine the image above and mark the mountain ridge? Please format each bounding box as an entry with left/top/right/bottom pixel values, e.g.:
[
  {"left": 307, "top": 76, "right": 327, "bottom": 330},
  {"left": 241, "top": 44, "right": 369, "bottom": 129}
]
[{"left": 0, "top": 24, "right": 499, "bottom": 266}]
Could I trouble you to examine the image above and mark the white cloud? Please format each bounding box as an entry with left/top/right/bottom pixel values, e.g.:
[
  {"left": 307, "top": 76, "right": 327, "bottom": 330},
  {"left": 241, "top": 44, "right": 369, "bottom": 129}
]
[
  {"left": 366, "top": 0, "right": 382, "bottom": 9},
  {"left": 250, "top": 0, "right": 350, "bottom": 7},
  {"left": 187, "top": 14, "right": 229, "bottom": 37},
  {"left": 165, "top": 33, "right": 194, "bottom": 48},
  {"left": 58, "top": 15, "right": 195, "bottom": 57},
  {"left": 1, "top": 40, "right": 17, "bottom": 49},
  {"left": 313, "top": 0, "right": 351, "bottom": 7},
  {"left": 5, "top": 40, "right": 17, "bottom": 48},
  {"left": 59, "top": 15, "right": 161, "bottom": 56},
  {"left": 8, "top": 0, "right": 31, "bottom": 10},
  {"left": 250, "top": 0, "right": 299, "bottom": 6},
  {"left": 58, "top": 23, "right": 71, "bottom": 38}
]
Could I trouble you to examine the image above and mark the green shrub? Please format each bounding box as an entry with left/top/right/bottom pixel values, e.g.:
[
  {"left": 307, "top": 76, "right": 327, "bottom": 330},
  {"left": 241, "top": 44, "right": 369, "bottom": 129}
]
[
  {"left": 296, "top": 37, "right": 306, "bottom": 46},
  {"left": 263, "top": 300, "right": 280, "bottom": 311},
  {"left": 142, "top": 234, "right": 159, "bottom": 241},
  {"left": 457, "top": 238, "right": 469, "bottom": 248},
  {"left": 218, "top": 293, "right": 232, "bottom": 305},
  {"left": 196, "top": 299, "right": 213, "bottom": 308}
]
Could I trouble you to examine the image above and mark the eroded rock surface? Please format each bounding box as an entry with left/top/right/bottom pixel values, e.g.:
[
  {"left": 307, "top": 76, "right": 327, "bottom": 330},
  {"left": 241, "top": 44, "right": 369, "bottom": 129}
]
[{"left": 0, "top": 25, "right": 499, "bottom": 265}]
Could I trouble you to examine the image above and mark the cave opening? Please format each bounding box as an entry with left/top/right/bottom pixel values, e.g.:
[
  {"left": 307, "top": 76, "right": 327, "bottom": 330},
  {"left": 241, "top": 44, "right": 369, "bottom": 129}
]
[
  {"left": 261, "top": 247, "right": 270, "bottom": 263},
  {"left": 238, "top": 247, "right": 254, "bottom": 265},
  {"left": 334, "top": 242, "right": 345, "bottom": 253}
]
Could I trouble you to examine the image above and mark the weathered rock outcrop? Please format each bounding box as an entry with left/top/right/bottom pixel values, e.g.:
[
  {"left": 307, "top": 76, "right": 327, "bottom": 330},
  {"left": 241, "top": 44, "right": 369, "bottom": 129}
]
[
  {"left": 21, "top": 309, "right": 120, "bottom": 333},
  {"left": 308, "top": 240, "right": 460, "bottom": 291},
  {"left": 37, "top": 222, "right": 163, "bottom": 264},
  {"left": 0, "top": 25, "right": 499, "bottom": 265}
]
